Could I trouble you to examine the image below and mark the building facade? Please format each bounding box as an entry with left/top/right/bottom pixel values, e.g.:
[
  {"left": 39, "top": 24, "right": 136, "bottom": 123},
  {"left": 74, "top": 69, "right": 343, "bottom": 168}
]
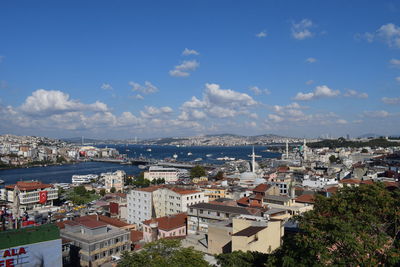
[{"left": 144, "top": 166, "right": 179, "bottom": 183}]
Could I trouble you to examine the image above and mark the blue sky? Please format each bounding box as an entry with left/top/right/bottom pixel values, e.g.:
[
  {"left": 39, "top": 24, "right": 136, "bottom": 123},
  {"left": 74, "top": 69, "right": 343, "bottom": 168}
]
[{"left": 0, "top": 0, "right": 399, "bottom": 139}]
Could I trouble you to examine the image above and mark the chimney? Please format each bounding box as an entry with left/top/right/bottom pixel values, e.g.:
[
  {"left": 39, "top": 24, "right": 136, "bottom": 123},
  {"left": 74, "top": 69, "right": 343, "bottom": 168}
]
[{"left": 149, "top": 219, "right": 158, "bottom": 242}]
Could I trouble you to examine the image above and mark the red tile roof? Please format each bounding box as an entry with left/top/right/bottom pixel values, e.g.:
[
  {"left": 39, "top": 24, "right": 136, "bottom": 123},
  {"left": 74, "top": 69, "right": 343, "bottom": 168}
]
[
  {"left": 130, "top": 230, "right": 143, "bottom": 242},
  {"left": 253, "top": 184, "right": 271, "bottom": 193},
  {"left": 82, "top": 215, "right": 130, "bottom": 228},
  {"left": 170, "top": 188, "right": 201, "bottom": 195},
  {"left": 75, "top": 217, "right": 107, "bottom": 229},
  {"left": 143, "top": 213, "right": 187, "bottom": 231},
  {"left": 5, "top": 181, "right": 53, "bottom": 191},
  {"left": 237, "top": 197, "right": 249, "bottom": 206},
  {"left": 295, "top": 194, "right": 315, "bottom": 204},
  {"left": 339, "top": 179, "right": 361, "bottom": 184},
  {"left": 137, "top": 185, "right": 164, "bottom": 192}
]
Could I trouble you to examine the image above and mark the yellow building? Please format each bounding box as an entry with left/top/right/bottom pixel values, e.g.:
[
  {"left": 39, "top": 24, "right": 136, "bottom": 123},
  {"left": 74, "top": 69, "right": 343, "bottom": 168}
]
[
  {"left": 202, "top": 187, "right": 228, "bottom": 201},
  {"left": 192, "top": 176, "right": 208, "bottom": 184}
]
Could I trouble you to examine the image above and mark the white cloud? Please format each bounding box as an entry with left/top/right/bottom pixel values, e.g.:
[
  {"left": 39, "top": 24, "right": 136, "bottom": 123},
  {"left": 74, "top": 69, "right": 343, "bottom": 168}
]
[
  {"left": 205, "top": 83, "right": 257, "bottom": 106},
  {"left": 20, "top": 89, "right": 109, "bottom": 116},
  {"left": 256, "top": 31, "right": 267, "bottom": 38},
  {"left": 305, "top": 57, "right": 317, "bottom": 63},
  {"left": 343, "top": 89, "right": 368, "bottom": 98},
  {"left": 294, "top": 85, "right": 340, "bottom": 101},
  {"left": 336, "top": 119, "right": 348, "bottom": 124},
  {"left": 363, "top": 110, "right": 390, "bottom": 118},
  {"left": 169, "top": 60, "right": 199, "bottom": 77},
  {"left": 248, "top": 86, "right": 271, "bottom": 95},
  {"left": 134, "top": 94, "right": 144, "bottom": 100},
  {"left": 182, "top": 48, "right": 199, "bottom": 56},
  {"left": 389, "top": 58, "right": 400, "bottom": 66},
  {"left": 359, "top": 23, "right": 400, "bottom": 48},
  {"left": 129, "top": 81, "right": 158, "bottom": 94},
  {"left": 291, "top": 19, "right": 314, "bottom": 40},
  {"left": 382, "top": 97, "right": 400, "bottom": 104},
  {"left": 305, "top": 80, "right": 314, "bottom": 85},
  {"left": 140, "top": 106, "right": 173, "bottom": 119},
  {"left": 101, "top": 83, "right": 113, "bottom": 90},
  {"left": 268, "top": 114, "right": 284, "bottom": 122}
]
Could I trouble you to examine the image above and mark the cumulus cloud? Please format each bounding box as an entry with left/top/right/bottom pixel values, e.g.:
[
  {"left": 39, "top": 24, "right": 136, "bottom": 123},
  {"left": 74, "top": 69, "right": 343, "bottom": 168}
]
[
  {"left": 205, "top": 83, "right": 257, "bottom": 106},
  {"left": 382, "top": 97, "right": 400, "bottom": 104},
  {"left": 305, "top": 80, "right": 314, "bottom": 85},
  {"left": 133, "top": 94, "right": 144, "bottom": 100},
  {"left": 294, "top": 85, "right": 340, "bottom": 101},
  {"left": 363, "top": 110, "right": 390, "bottom": 118},
  {"left": 20, "top": 89, "right": 109, "bottom": 116},
  {"left": 256, "top": 31, "right": 267, "bottom": 38},
  {"left": 291, "top": 19, "right": 314, "bottom": 40},
  {"left": 169, "top": 60, "right": 199, "bottom": 77},
  {"left": 358, "top": 23, "right": 400, "bottom": 48},
  {"left": 101, "top": 83, "right": 113, "bottom": 90},
  {"left": 305, "top": 57, "right": 317, "bottom": 63},
  {"left": 129, "top": 81, "right": 158, "bottom": 94},
  {"left": 182, "top": 48, "right": 199, "bottom": 56},
  {"left": 343, "top": 89, "right": 368, "bottom": 98},
  {"left": 140, "top": 106, "right": 173, "bottom": 119},
  {"left": 248, "top": 86, "right": 271, "bottom": 95},
  {"left": 389, "top": 58, "right": 400, "bottom": 66},
  {"left": 336, "top": 119, "right": 348, "bottom": 124}
]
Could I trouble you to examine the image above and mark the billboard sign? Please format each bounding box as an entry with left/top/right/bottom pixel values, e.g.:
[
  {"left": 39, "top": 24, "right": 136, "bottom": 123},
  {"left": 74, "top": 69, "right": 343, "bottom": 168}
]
[{"left": 0, "top": 239, "right": 62, "bottom": 267}]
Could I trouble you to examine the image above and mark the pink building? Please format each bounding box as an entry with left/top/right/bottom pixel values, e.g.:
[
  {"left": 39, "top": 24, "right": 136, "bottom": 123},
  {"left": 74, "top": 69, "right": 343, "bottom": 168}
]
[{"left": 142, "top": 213, "right": 187, "bottom": 243}]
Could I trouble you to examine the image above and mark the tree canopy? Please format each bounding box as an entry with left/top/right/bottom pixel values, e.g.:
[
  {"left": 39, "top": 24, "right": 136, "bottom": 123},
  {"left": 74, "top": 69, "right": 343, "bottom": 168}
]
[
  {"left": 117, "top": 239, "right": 210, "bottom": 267},
  {"left": 267, "top": 183, "right": 400, "bottom": 266},
  {"left": 190, "top": 165, "right": 206, "bottom": 178}
]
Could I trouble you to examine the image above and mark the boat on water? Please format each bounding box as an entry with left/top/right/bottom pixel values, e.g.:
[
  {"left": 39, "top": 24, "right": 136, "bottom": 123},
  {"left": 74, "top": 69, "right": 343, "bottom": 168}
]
[
  {"left": 216, "top": 156, "right": 236, "bottom": 161},
  {"left": 146, "top": 148, "right": 152, "bottom": 152},
  {"left": 138, "top": 165, "right": 147, "bottom": 169},
  {"left": 187, "top": 152, "right": 193, "bottom": 156},
  {"left": 0, "top": 179, "right": 4, "bottom": 185},
  {"left": 72, "top": 174, "right": 98, "bottom": 184},
  {"left": 206, "top": 154, "right": 213, "bottom": 157},
  {"left": 173, "top": 153, "right": 178, "bottom": 159},
  {"left": 194, "top": 158, "right": 203, "bottom": 162}
]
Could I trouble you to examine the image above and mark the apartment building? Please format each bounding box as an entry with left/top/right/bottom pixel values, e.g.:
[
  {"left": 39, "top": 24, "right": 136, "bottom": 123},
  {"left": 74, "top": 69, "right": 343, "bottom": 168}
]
[
  {"left": 153, "top": 187, "right": 208, "bottom": 218},
  {"left": 144, "top": 166, "right": 179, "bottom": 183},
  {"left": 127, "top": 186, "right": 161, "bottom": 227},
  {"left": 60, "top": 217, "right": 131, "bottom": 267},
  {"left": 0, "top": 181, "right": 58, "bottom": 211},
  {"left": 103, "top": 170, "right": 125, "bottom": 192}
]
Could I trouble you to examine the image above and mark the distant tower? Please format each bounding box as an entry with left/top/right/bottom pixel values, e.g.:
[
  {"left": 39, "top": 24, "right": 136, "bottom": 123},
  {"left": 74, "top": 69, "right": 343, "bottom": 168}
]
[
  {"left": 303, "top": 139, "right": 307, "bottom": 161},
  {"left": 286, "top": 140, "right": 289, "bottom": 159},
  {"left": 252, "top": 146, "right": 256, "bottom": 173},
  {"left": 81, "top": 136, "right": 84, "bottom": 145}
]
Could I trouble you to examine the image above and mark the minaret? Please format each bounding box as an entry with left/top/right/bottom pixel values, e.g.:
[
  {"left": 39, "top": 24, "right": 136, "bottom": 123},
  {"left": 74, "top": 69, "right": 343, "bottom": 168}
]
[
  {"left": 252, "top": 146, "right": 256, "bottom": 173},
  {"left": 286, "top": 140, "right": 289, "bottom": 159}
]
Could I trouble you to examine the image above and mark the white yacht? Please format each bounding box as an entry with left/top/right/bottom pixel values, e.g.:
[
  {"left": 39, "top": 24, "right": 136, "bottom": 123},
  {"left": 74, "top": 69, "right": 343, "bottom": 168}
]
[
  {"left": 173, "top": 153, "right": 178, "bottom": 159},
  {"left": 187, "top": 152, "right": 193, "bottom": 156},
  {"left": 72, "top": 174, "right": 98, "bottom": 184}
]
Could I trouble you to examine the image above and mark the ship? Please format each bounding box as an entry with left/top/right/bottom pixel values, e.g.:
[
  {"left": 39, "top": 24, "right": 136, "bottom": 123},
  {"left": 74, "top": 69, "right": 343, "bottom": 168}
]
[
  {"left": 187, "top": 152, "right": 193, "bottom": 156},
  {"left": 194, "top": 158, "right": 203, "bottom": 162},
  {"left": 72, "top": 174, "right": 98, "bottom": 184},
  {"left": 173, "top": 153, "right": 178, "bottom": 159}
]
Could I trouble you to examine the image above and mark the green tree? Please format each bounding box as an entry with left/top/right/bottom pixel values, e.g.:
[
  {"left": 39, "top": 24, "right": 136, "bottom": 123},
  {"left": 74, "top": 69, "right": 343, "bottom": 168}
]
[
  {"left": 118, "top": 239, "right": 210, "bottom": 267},
  {"left": 99, "top": 189, "right": 106, "bottom": 196},
  {"left": 216, "top": 251, "right": 269, "bottom": 267},
  {"left": 110, "top": 187, "right": 116, "bottom": 193},
  {"left": 328, "top": 155, "right": 337, "bottom": 164},
  {"left": 73, "top": 185, "right": 87, "bottom": 196},
  {"left": 190, "top": 165, "right": 206, "bottom": 178},
  {"left": 267, "top": 183, "right": 400, "bottom": 266},
  {"left": 361, "top": 148, "right": 369, "bottom": 153},
  {"left": 214, "top": 171, "right": 224, "bottom": 180}
]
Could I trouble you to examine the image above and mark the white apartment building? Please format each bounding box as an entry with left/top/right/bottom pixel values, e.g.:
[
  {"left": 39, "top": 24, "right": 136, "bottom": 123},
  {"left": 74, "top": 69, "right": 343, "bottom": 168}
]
[
  {"left": 103, "top": 170, "right": 125, "bottom": 192},
  {"left": 0, "top": 181, "right": 58, "bottom": 211},
  {"left": 302, "top": 175, "right": 338, "bottom": 188},
  {"left": 144, "top": 166, "right": 179, "bottom": 183},
  {"left": 153, "top": 187, "right": 208, "bottom": 218},
  {"left": 127, "top": 186, "right": 160, "bottom": 227}
]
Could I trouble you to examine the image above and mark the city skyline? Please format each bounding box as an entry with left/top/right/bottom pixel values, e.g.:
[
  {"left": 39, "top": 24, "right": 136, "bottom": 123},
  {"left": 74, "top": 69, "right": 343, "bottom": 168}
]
[{"left": 0, "top": 1, "right": 400, "bottom": 139}]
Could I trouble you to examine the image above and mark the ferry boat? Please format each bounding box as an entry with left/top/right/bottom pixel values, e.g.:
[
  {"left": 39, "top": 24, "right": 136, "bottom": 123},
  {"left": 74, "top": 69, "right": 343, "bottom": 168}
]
[
  {"left": 72, "top": 174, "right": 98, "bottom": 184},
  {"left": 206, "top": 154, "right": 213, "bottom": 157},
  {"left": 146, "top": 148, "right": 152, "bottom": 152},
  {"left": 187, "top": 152, "right": 193, "bottom": 156},
  {"left": 216, "top": 156, "right": 236, "bottom": 161},
  {"left": 194, "top": 158, "right": 203, "bottom": 162},
  {"left": 173, "top": 153, "right": 178, "bottom": 159},
  {"left": 0, "top": 179, "right": 4, "bottom": 185}
]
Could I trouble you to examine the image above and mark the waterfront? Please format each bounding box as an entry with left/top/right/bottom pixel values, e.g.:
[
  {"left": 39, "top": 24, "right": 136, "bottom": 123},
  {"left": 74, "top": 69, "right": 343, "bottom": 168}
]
[{"left": 0, "top": 145, "right": 280, "bottom": 185}]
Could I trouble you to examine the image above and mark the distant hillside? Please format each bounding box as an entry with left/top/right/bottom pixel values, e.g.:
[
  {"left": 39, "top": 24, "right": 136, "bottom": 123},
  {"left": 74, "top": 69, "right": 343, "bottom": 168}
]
[{"left": 308, "top": 137, "right": 400, "bottom": 149}]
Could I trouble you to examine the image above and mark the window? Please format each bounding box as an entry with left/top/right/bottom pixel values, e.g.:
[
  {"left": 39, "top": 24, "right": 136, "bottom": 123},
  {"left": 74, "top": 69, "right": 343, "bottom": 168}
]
[{"left": 199, "top": 209, "right": 203, "bottom": 214}]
